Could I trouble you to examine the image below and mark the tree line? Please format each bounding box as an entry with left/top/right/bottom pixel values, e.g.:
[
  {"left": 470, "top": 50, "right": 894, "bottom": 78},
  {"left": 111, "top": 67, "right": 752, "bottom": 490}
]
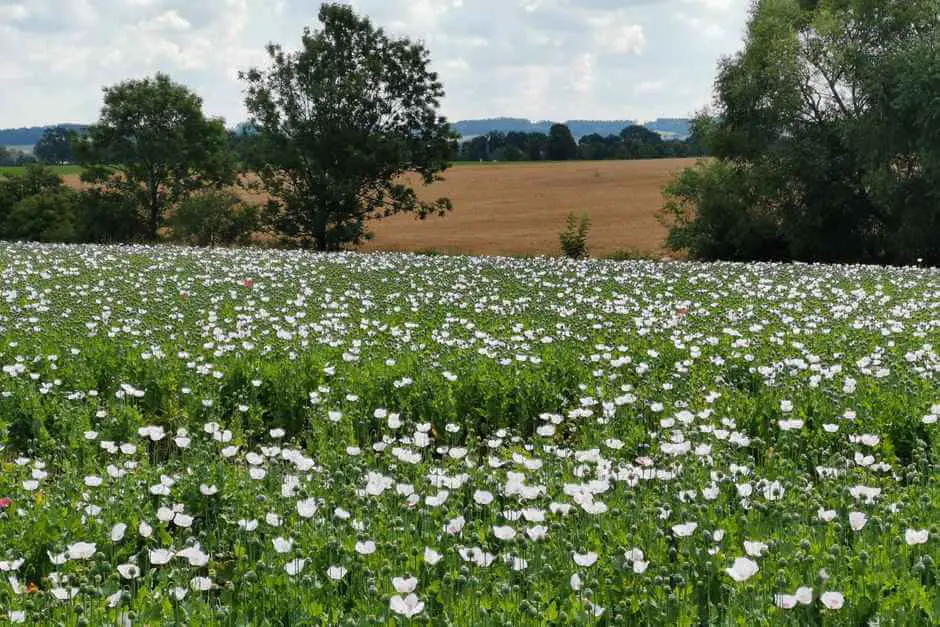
[{"left": 455, "top": 124, "right": 703, "bottom": 162}]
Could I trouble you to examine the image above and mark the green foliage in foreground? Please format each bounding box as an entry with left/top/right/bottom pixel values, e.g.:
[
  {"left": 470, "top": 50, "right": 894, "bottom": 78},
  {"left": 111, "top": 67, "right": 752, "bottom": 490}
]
[{"left": 0, "top": 243, "right": 937, "bottom": 625}]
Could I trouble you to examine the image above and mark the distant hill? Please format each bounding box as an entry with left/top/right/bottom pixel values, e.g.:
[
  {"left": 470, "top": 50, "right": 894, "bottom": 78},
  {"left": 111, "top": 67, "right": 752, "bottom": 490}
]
[
  {"left": 0, "top": 124, "right": 87, "bottom": 149},
  {"left": 451, "top": 117, "right": 692, "bottom": 140}
]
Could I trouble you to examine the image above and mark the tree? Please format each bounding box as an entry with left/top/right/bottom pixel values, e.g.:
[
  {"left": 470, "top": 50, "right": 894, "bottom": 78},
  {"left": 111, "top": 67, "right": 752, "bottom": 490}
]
[
  {"left": 547, "top": 124, "right": 577, "bottom": 161},
  {"left": 662, "top": 0, "right": 940, "bottom": 264},
  {"left": 240, "top": 3, "right": 455, "bottom": 251},
  {"left": 34, "top": 126, "right": 77, "bottom": 164},
  {"left": 75, "top": 74, "right": 236, "bottom": 240}
]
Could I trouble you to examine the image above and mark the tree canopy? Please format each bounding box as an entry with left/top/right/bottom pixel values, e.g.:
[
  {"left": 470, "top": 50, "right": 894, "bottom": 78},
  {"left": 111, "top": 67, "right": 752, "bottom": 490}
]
[
  {"left": 662, "top": 0, "right": 940, "bottom": 264},
  {"left": 34, "top": 126, "right": 77, "bottom": 164},
  {"left": 547, "top": 123, "right": 578, "bottom": 161},
  {"left": 240, "top": 3, "right": 455, "bottom": 251},
  {"left": 75, "top": 73, "right": 236, "bottom": 240}
]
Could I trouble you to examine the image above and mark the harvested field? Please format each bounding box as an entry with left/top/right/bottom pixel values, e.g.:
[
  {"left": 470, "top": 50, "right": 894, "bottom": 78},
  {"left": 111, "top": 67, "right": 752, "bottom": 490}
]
[{"left": 63, "top": 158, "right": 699, "bottom": 256}]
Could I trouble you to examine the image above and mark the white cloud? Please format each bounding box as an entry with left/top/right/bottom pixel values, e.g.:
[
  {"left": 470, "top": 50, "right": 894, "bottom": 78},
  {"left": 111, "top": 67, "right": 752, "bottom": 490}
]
[{"left": 0, "top": 0, "right": 751, "bottom": 127}]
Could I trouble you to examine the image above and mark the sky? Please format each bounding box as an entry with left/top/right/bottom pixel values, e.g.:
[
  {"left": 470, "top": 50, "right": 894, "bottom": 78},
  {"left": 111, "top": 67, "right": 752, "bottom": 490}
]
[{"left": 0, "top": 0, "right": 751, "bottom": 128}]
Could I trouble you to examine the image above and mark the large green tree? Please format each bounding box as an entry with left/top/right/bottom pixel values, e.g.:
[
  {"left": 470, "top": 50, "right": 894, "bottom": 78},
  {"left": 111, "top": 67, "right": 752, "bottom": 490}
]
[
  {"left": 662, "top": 0, "right": 940, "bottom": 264},
  {"left": 34, "top": 126, "right": 77, "bottom": 164},
  {"left": 547, "top": 123, "right": 578, "bottom": 161},
  {"left": 75, "top": 74, "right": 236, "bottom": 240},
  {"left": 241, "top": 3, "right": 455, "bottom": 251}
]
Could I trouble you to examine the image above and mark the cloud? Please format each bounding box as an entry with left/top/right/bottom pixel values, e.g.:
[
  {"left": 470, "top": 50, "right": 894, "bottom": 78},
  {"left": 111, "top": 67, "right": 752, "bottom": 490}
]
[{"left": 0, "top": 0, "right": 751, "bottom": 127}]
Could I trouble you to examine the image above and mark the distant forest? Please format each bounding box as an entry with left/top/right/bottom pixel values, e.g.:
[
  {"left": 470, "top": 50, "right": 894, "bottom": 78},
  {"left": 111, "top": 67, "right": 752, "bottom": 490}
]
[{"left": 451, "top": 117, "right": 692, "bottom": 139}]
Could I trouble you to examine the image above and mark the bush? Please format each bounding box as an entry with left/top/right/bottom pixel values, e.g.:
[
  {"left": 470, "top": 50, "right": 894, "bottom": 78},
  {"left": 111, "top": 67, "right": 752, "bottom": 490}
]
[
  {"left": 76, "top": 189, "right": 148, "bottom": 243},
  {"left": 0, "top": 165, "right": 77, "bottom": 242},
  {"left": 4, "top": 189, "right": 80, "bottom": 243},
  {"left": 559, "top": 212, "right": 591, "bottom": 259},
  {"left": 169, "top": 189, "right": 260, "bottom": 247},
  {"left": 660, "top": 160, "right": 788, "bottom": 261}
]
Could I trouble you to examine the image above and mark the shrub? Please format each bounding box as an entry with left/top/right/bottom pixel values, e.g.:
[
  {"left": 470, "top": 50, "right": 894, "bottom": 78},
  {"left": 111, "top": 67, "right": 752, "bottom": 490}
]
[
  {"left": 169, "top": 189, "right": 260, "bottom": 247},
  {"left": 559, "top": 212, "right": 591, "bottom": 259},
  {"left": 604, "top": 248, "right": 653, "bottom": 261},
  {"left": 76, "top": 189, "right": 148, "bottom": 243},
  {"left": 660, "top": 160, "right": 788, "bottom": 261},
  {"left": 4, "top": 189, "right": 80, "bottom": 243}
]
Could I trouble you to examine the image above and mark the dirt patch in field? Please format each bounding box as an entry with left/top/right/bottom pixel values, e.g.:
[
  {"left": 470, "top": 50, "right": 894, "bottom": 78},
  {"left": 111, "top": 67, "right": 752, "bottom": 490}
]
[{"left": 63, "top": 158, "right": 697, "bottom": 257}]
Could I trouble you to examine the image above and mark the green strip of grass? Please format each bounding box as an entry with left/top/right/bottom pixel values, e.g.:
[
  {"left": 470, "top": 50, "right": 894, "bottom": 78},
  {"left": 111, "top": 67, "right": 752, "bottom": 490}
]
[{"left": 0, "top": 164, "right": 85, "bottom": 177}]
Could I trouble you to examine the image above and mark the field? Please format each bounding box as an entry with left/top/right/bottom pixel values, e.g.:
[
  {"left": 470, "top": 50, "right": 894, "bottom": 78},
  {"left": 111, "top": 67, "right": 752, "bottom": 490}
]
[
  {"left": 0, "top": 165, "right": 84, "bottom": 177},
  {"left": 0, "top": 242, "right": 937, "bottom": 624},
  {"left": 42, "top": 159, "right": 694, "bottom": 256}
]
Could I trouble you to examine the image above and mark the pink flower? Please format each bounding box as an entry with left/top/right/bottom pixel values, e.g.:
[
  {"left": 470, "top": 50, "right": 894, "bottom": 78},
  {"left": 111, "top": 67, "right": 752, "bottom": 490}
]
[{"left": 0, "top": 497, "right": 12, "bottom": 509}]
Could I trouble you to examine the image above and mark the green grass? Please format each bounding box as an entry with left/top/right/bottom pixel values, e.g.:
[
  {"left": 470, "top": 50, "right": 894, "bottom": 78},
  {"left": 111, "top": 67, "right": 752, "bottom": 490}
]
[
  {"left": 0, "top": 242, "right": 937, "bottom": 624},
  {"left": 0, "top": 164, "right": 84, "bottom": 177}
]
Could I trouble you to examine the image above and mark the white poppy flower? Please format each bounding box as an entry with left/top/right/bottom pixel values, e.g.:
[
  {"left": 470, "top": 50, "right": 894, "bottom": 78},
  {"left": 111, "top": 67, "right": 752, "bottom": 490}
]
[
  {"left": 326, "top": 565, "right": 347, "bottom": 580},
  {"left": 725, "top": 557, "right": 759, "bottom": 582},
  {"left": 848, "top": 511, "right": 867, "bottom": 531},
  {"left": 905, "top": 529, "right": 929, "bottom": 545},
  {"left": 392, "top": 576, "right": 418, "bottom": 594},
  {"left": 111, "top": 523, "right": 127, "bottom": 542},
  {"left": 572, "top": 551, "right": 598, "bottom": 567},
  {"left": 67, "top": 542, "right": 96, "bottom": 561},
  {"left": 389, "top": 593, "right": 424, "bottom": 617},
  {"left": 117, "top": 564, "right": 140, "bottom": 580},
  {"left": 149, "top": 549, "right": 174, "bottom": 565},
  {"left": 820, "top": 591, "right": 844, "bottom": 609},
  {"left": 285, "top": 559, "right": 306, "bottom": 576},
  {"left": 273, "top": 537, "right": 294, "bottom": 554},
  {"left": 424, "top": 547, "right": 443, "bottom": 565},
  {"left": 493, "top": 525, "right": 516, "bottom": 541},
  {"left": 355, "top": 540, "right": 376, "bottom": 555}
]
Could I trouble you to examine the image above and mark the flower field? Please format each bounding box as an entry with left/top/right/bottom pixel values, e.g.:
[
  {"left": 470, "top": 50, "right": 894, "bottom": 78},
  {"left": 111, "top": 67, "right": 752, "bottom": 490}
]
[{"left": 0, "top": 242, "right": 938, "bottom": 625}]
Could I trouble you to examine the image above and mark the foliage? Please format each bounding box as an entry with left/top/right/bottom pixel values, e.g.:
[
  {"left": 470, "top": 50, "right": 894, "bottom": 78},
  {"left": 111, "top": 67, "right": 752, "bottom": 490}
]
[
  {"left": 34, "top": 126, "right": 78, "bottom": 164},
  {"left": 2, "top": 189, "right": 80, "bottom": 242},
  {"left": 240, "top": 3, "right": 455, "bottom": 251},
  {"left": 169, "top": 189, "right": 261, "bottom": 247},
  {"left": 546, "top": 123, "right": 578, "bottom": 161},
  {"left": 75, "top": 73, "right": 237, "bottom": 240},
  {"left": 559, "top": 211, "right": 591, "bottom": 258},
  {"left": 0, "top": 244, "right": 937, "bottom": 624},
  {"left": 75, "top": 188, "right": 149, "bottom": 243},
  {"left": 456, "top": 127, "right": 703, "bottom": 162},
  {"left": 662, "top": 0, "right": 940, "bottom": 264},
  {"left": 0, "top": 164, "right": 68, "bottom": 232}
]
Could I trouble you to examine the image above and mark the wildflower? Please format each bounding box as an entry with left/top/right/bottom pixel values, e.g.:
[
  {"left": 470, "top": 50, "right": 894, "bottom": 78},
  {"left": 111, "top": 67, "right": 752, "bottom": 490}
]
[
  {"left": 905, "top": 529, "right": 929, "bottom": 545},
  {"left": 67, "top": 542, "right": 96, "bottom": 560},
  {"left": 111, "top": 523, "right": 127, "bottom": 542},
  {"left": 285, "top": 559, "right": 306, "bottom": 575},
  {"left": 117, "top": 564, "right": 140, "bottom": 580},
  {"left": 848, "top": 511, "right": 867, "bottom": 531},
  {"left": 820, "top": 591, "right": 844, "bottom": 610},
  {"left": 355, "top": 540, "right": 376, "bottom": 555},
  {"left": 417, "top": 547, "right": 442, "bottom": 566},
  {"left": 795, "top": 586, "right": 813, "bottom": 604},
  {"left": 149, "top": 549, "right": 174, "bottom": 566},
  {"left": 390, "top": 593, "right": 425, "bottom": 617},
  {"left": 392, "top": 576, "right": 418, "bottom": 593},
  {"left": 493, "top": 525, "right": 516, "bottom": 541},
  {"left": 725, "top": 557, "right": 759, "bottom": 582},
  {"left": 326, "top": 565, "right": 347, "bottom": 580},
  {"left": 672, "top": 522, "right": 697, "bottom": 537},
  {"left": 572, "top": 551, "right": 598, "bottom": 567}
]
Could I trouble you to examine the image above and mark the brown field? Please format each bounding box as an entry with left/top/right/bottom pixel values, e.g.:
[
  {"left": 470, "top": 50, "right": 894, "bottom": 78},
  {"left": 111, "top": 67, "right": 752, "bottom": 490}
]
[{"left": 64, "top": 158, "right": 697, "bottom": 257}]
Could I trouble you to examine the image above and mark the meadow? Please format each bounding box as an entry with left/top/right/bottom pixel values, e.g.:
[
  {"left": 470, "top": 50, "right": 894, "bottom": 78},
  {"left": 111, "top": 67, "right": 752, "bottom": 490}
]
[{"left": 0, "top": 242, "right": 937, "bottom": 624}]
